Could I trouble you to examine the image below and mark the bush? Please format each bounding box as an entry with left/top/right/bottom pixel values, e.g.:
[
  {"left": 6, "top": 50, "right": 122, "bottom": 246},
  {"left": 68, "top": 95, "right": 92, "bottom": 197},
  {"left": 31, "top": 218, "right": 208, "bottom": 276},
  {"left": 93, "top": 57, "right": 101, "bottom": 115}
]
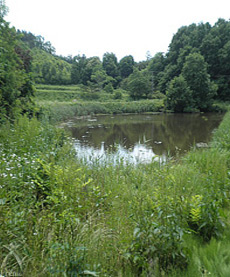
[{"left": 128, "top": 214, "right": 188, "bottom": 275}]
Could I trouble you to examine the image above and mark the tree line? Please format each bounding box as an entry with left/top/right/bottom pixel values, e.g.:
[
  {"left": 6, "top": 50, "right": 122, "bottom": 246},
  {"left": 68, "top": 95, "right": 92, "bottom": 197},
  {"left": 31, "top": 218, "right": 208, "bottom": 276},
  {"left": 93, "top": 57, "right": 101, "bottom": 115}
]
[
  {"left": 1, "top": 0, "right": 230, "bottom": 115},
  {"left": 153, "top": 19, "right": 230, "bottom": 111},
  {"left": 21, "top": 18, "right": 230, "bottom": 111}
]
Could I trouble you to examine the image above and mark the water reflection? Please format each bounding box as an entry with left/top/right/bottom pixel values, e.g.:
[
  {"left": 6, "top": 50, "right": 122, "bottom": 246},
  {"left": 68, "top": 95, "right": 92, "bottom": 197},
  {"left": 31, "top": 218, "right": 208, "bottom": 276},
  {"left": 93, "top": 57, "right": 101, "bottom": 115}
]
[
  {"left": 62, "top": 113, "right": 224, "bottom": 164},
  {"left": 74, "top": 140, "right": 167, "bottom": 165}
]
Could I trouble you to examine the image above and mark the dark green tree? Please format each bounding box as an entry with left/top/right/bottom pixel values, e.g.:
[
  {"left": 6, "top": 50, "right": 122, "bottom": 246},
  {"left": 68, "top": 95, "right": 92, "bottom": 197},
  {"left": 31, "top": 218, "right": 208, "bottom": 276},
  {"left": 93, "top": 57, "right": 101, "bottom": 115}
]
[
  {"left": 158, "top": 64, "right": 178, "bottom": 94},
  {"left": 85, "top": 56, "right": 102, "bottom": 80},
  {"left": 0, "top": 3, "right": 35, "bottom": 119},
  {"left": 165, "top": 75, "right": 193, "bottom": 112},
  {"left": 119, "top": 55, "right": 134, "bottom": 78},
  {"left": 158, "top": 19, "right": 230, "bottom": 102},
  {"left": 200, "top": 33, "right": 221, "bottom": 77},
  {"left": 90, "top": 69, "right": 108, "bottom": 91},
  {"left": 127, "top": 69, "right": 151, "bottom": 100},
  {"left": 71, "top": 55, "right": 88, "bottom": 84},
  {"left": 102, "top": 52, "right": 119, "bottom": 82},
  {"left": 104, "top": 82, "right": 114, "bottom": 94},
  {"left": 182, "top": 52, "right": 217, "bottom": 110},
  {"left": 148, "top": 52, "right": 166, "bottom": 92},
  {"left": 167, "top": 23, "right": 211, "bottom": 65},
  {"left": 165, "top": 53, "right": 217, "bottom": 112},
  {"left": 217, "top": 41, "right": 230, "bottom": 99}
]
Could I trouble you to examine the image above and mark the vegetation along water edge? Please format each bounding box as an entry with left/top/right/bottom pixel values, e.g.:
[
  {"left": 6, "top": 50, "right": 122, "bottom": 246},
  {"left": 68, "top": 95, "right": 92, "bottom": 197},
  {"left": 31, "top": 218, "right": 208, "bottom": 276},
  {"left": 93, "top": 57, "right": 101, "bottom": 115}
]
[
  {"left": 1, "top": 1, "right": 230, "bottom": 275},
  {"left": 1, "top": 111, "right": 230, "bottom": 276}
]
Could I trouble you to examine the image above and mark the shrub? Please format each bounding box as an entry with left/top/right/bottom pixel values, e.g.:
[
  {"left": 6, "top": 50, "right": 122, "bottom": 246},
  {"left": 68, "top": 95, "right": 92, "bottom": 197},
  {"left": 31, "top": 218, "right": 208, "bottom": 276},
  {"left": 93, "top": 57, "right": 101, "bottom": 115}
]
[
  {"left": 127, "top": 212, "right": 188, "bottom": 275},
  {"left": 187, "top": 194, "right": 225, "bottom": 241}
]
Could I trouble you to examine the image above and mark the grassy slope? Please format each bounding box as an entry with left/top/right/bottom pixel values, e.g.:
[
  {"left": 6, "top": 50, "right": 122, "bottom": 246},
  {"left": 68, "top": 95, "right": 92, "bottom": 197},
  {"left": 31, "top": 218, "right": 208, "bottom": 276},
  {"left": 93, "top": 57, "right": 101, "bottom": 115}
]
[
  {"left": 1, "top": 111, "right": 230, "bottom": 275},
  {"left": 35, "top": 84, "right": 165, "bottom": 122}
]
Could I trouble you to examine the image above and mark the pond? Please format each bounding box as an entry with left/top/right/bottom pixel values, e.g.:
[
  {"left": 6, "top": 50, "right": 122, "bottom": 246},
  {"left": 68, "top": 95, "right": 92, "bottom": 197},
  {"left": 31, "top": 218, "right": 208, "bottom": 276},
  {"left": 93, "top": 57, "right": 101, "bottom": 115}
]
[{"left": 61, "top": 113, "right": 224, "bottom": 164}]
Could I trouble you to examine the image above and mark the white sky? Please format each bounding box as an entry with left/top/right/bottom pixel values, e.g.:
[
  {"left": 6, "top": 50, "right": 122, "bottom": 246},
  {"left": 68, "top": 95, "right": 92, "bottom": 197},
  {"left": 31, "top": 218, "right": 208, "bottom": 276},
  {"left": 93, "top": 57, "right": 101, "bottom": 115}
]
[{"left": 5, "top": 0, "right": 230, "bottom": 62}]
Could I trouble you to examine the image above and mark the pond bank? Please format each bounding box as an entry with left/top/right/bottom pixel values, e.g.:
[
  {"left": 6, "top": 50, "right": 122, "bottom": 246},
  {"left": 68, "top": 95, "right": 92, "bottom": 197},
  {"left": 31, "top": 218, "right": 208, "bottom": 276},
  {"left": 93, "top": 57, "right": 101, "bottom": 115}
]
[
  {"left": 1, "top": 111, "right": 230, "bottom": 275},
  {"left": 38, "top": 98, "right": 228, "bottom": 124}
]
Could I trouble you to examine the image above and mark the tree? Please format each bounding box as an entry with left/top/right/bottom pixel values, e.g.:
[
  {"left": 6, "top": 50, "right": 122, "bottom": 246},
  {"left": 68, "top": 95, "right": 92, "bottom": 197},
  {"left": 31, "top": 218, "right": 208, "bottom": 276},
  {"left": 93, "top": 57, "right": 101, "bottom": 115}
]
[
  {"left": 102, "top": 52, "right": 119, "bottom": 81},
  {"left": 0, "top": 0, "right": 8, "bottom": 18},
  {"left": 147, "top": 52, "right": 166, "bottom": 92},
  {"left": 91, "top": 69, "right": 108, "bottom": 91},
  {"left": 167, "top": 23, "right": 210, "bottom": 65},
  {"left": 85, "top": 56, "right": 102, "bottom": 77},
  {"left": 119, "top": 55, "right": 134, "bottom": 78},
  {"left": 104, "top": 82, "right": 114, "bottom": 94},
  {"left": 216, "top": 41, "right": 230, "bottom": 100},
  {"left": 0, "top": 5, "right": 35, "bottom": 119},
  {"left": 182, "top": 53, "right": 217, "bottom": 110},
  {"left": 127, "top": 69, "right": 151, "bottom": 100},
  {"left": 71, "top": 55, "right": 88, "bottom": 84},
  {"left": 165, "top": 52, "right": 217, "bottom": 112},
  {"left": 158, "top": 64, "right": 178, "bottom": 94},
  {"left": 165, "top": 75, "right": 194, "bottom": 112},
  {"left": 148, "top": 53, "right": 165, "bottom": 75}
]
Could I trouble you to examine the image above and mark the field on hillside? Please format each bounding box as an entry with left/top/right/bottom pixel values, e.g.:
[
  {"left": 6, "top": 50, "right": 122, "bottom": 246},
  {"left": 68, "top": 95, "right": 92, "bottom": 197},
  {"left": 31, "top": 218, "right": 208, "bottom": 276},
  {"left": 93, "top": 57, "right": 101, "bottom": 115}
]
[{"left": 35, "top": 84, "right": 165, "bottom": 122}]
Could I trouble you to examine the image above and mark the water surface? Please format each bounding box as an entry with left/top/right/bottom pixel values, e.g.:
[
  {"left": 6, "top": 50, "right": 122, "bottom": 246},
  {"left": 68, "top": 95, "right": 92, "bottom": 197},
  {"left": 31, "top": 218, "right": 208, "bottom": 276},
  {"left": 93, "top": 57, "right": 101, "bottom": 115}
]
[{"left": 62, "top": 113, "right": 223, "bottom": 164}]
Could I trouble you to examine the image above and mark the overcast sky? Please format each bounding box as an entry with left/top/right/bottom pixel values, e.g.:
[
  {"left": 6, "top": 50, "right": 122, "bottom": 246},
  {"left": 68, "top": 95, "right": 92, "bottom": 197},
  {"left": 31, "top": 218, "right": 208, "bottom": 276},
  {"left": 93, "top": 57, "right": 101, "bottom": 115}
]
[{"left": 5, "top": 0, "right": 230, "bottom": 62}]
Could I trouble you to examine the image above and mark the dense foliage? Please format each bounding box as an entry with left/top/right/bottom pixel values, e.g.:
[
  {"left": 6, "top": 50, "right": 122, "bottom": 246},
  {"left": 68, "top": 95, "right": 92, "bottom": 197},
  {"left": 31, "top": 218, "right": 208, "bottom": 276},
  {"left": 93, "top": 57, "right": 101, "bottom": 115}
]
[
  {"left": 0, "top": 4, "right": 35, "bottom": 119},
  {"left": 166, "top": 53, "right": 217, "bottom": 112},
  {"left": 17, "top": 31, "right": 72, "bottom": 85},
  {"left": 158, "top": 19, "right": 230, "bottom": 109},
  {"left": 17, "top": 18, "right": 230, "bottom": 111}
]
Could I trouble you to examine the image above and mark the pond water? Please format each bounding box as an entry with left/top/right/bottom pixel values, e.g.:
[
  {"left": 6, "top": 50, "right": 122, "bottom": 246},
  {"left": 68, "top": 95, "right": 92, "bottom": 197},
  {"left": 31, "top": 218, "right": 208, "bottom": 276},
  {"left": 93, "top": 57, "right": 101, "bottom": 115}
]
[{"left": 61, "top": 113, "right": 224, "bottom": 164}]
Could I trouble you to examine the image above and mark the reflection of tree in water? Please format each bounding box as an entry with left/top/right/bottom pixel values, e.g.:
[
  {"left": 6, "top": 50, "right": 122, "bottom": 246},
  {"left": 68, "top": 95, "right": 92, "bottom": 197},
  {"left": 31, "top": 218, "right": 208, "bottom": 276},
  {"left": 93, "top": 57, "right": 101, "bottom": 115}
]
[
  {"left": 161, "top": 114, "right": 223, "bottom": 155},
  {"left": 65, "top": 113, "right": 224, "bottom": 157},
  {"left": 104, "top": 124, "right": 130, "bottom": 150}
]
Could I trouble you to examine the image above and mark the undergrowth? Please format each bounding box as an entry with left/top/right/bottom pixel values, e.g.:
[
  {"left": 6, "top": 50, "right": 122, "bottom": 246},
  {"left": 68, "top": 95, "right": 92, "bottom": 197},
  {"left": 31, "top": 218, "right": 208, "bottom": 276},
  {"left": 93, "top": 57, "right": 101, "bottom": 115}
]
[{"left": 0, "top": 111, "right": 230, "bottom": 276}]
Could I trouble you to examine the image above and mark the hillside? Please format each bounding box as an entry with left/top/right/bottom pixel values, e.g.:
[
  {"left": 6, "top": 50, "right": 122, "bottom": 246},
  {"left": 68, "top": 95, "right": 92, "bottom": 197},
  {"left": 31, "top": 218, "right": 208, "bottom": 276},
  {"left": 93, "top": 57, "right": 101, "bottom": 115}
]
[
  {"left": 18, "top": 30, "right": 72, "bottom": 85},
  {"left": 18, "top": 19, "right": 230, "bottom": 113},
  {"left": 31, "top": 48, "right": 71, "bottom": 84}
]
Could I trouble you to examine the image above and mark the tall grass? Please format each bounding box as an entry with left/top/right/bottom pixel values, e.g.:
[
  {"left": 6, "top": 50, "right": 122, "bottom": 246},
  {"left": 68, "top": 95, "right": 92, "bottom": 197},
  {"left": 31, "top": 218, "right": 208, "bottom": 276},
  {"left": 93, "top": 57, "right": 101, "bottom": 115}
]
[
  {"left": 35, "top": 84, "right": 164, "bottom": 122},
  {"left": 1, "top": 111, "right": 230, "bottom": 276},
  {"left": 38, "top": 99, "right": 164, "bottom": 122}
]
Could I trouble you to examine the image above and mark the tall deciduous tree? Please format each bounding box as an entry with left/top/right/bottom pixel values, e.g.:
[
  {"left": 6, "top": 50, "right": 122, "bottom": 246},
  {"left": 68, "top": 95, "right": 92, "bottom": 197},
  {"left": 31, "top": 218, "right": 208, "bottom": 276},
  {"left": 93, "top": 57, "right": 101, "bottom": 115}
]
[
  {"left": 166, "top": 53, "right": 217, "bottom": 112},
  {"left": 127, "top": 69, "right": 151, "bottom": 100},
  {"left": 182, "top": 53, "right": 217, "bottom": 110},
  {"left": 71, "top": 55, "right": 88, "bottom": 84},
  {"left": 102, "top": 52, "right": 119, "bottom": 82},
  {"left": 166, "top": 75, "right": 193, "bottom": 112},
  {"left": 119, "top": 55, "right": 134, "bottom": 78},
  {"left": 148, "top": 52, "right": 166, "bottom": 91}
]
